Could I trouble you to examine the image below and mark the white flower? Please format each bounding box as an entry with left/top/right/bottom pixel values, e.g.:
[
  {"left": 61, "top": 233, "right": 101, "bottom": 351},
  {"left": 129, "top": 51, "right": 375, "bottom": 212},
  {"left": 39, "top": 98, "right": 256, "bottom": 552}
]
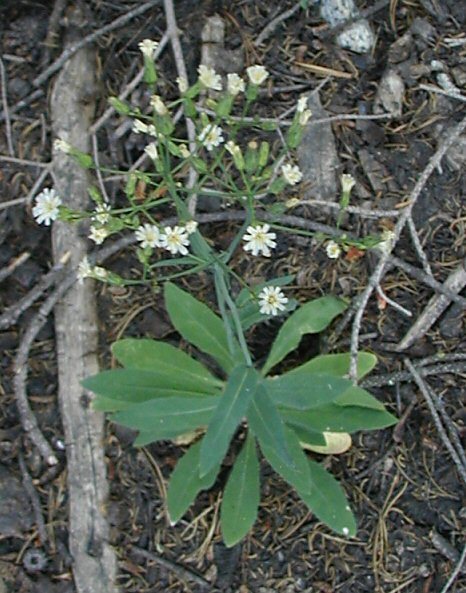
[
  {"left": 341, "top": 174, "right": 356, "bottom": 193},
  {"left": 281, "top": 163, "right": 303, "bottom": 186},
  {"left": 227, "top": 73, "right": 245, "bottom": 96},
  {"left": 179, "top": 143, "right": 191, "bottom": 158},
  {"left": 199, "top": 124, "right": 224, "bottom": 151},
  {"left": 93, "top": 203, "right": 111, "bottom": 224},
  {"left": 225, "top": 140, "right": 241, "bottom": 156},
  {"left": 146, "top": 124, "right": 158, "bottom": 137},
  {"left": 132, "top": 119, "right": 149, "bottom": 134},
  {"left": 198, "top": 65, "right": 222, "bottom": 91},
  {"left": 53, "top": 138, "right": 72, "bottom": 154},
  {"left": 176, "top": 76, "right": 188, "bottom": 93},
  {"left": 246, "top": 65, "right": 269, "bottom": 85},
  {"left": 77, "top": 257, "right": 93, "bottom": 283},
  {"left": 377, "top": 229, "right": 395, "bottom": 254},
  {"left": 135, "top": 223, "right": 161, "bottom": 249},
  {"left": 242, "top": 224, "right": 277, "bottom": 257},
  {"left": 144, "top": 142, "right": 158, "bottom": 160},
  {"left": 326, "top": 240, "right": 341, "bottom": 259},
  {"left": 258, "top": 286, "right": 288, "bottom": 316},
  {"left": 297, "top": 96, "right": 308, "bottom": 112},
  {"left": 185, "top": 220, "right": 198, "bottom": 234},
  {"left": 138, "top": 39, "right": 159, "bottom": 59},
  {"left": 299, "top": 109, "right": 312, "bottom": 125},
  {"left": 93, "top": 266, "right": 108, "bottom": 281},
  {"left": 32, "top": 188, "right": 62, "bottom": 226},
  {"left": 89, "top": 226, "right": 109, "bottom": 245},
  {"left": 160, "top": 226, "right": 190, "bottom": 255},
  {"left": 150, "top": 94, "right": 168, "bottom": 116}
]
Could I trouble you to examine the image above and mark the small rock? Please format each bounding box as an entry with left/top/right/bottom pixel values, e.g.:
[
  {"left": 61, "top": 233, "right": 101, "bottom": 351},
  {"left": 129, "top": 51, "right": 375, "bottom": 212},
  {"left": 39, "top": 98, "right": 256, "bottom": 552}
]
[
  {"left": 451, "top": 65, "right": 466, "bottom": 88},
  {"left": 321, "top": 0, "right": 357, "bottom": 25},
  {"left": 358, "top": 149, "right": 386, "bottom": 193},
  {"left": 320, "top": 0, "right": 375, "bottom": 54},
  {"left": 388, "top": 31, "right": 413, "bottom": 63},
  {"left": 297, "top": 93, "right": 339, "bottom": 201},
  {"left": 410, "top": 17, "right": 436, "bottom": 44},
  {"left": 374, "top": 69, "right": 405, "bottom": 117},
  {"left": 337, "top": 19, "right": 375, "bottom": 54}
]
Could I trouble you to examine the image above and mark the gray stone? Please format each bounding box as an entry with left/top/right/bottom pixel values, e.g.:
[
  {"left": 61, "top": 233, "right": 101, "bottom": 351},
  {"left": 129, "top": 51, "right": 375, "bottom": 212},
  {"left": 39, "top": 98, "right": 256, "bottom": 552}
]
[
  {"left": 374, "top": 69, "right": 405, "bottom": 117},
  {"left": 337, "top": 19, "right": 375, "bottom": 54},
  {"left": 297, "top": 93, "right": 339, "bottom": 201}
]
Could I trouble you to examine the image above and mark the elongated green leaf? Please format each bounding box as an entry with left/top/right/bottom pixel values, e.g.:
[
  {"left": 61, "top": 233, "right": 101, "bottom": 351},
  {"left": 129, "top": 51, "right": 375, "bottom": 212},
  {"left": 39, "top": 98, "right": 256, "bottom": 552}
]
[
  {"left": 200, "top": 365, "right": 259, "bottom": 477},
  {"left": 292, "top": 426, "right": 326, "bottom": 447},
  {"left": 336, "top": 386, "right": 385, "bottom": 411},
  {"left": 221, "top": 434, "right": 260, "bottom": 547},
  {"left": 281, "top": 404, "right": 397, "bottom": 434},
  {"left": 298, "top": 460, "right": 356, "bottom": 537},
  {"left": 248, "top": 384, "right": 294, "bottom": 469},
  {"left": 263, "top": 297, "right": 347, "bottom": 375},
  {"left": 265, "top": 373, "right": 353, "bottom": 410},
  {"left": 164, "top": 282, "right": 240, "bottom": 373},
  {"left": 285, "top": 352, "right": 377, "bottom": 380},
  {"left": 259, "top": 426, "right": 312, "bottom": 493},
  {"left": 112, "top": 397, "right": 219, "bottom": 441},
  {"left": 83, "top": 369, "right": 220, "bottom": 411},
  {"left": 167, "top": 440, "right": 221, "bottom": 524},
  {"left": 112, "top": 338, "right": 223, "bottom": 392}
]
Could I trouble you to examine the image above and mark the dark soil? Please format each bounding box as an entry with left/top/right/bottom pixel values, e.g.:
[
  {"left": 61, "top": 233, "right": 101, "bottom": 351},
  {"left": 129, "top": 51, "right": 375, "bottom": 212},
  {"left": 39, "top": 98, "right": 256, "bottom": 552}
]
[{"left": 0, "top": 1, "right": 465, "bottom": 592}]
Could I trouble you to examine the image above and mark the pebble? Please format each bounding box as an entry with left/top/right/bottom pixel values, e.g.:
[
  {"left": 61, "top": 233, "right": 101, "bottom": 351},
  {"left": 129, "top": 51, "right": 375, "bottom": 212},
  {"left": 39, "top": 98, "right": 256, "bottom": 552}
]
[{"left": 320, "top": 0, "right": 375, "bottom": 54}]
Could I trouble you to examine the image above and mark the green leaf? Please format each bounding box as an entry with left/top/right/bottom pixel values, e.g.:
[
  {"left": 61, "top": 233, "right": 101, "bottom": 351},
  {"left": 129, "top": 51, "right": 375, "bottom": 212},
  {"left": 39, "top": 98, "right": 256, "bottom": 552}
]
[
  {"left": 281, "top": 404, "right": 397, "bottom": 434},
  {"left": 286, "top": 352, "right": 377, "bottom": 380},
  {"left": 83, "top": 369, "right": 219, "bottom": 411},
  {"left": 200, "top": 365, "right": 259, "bottom": 477},
  {"left": 265, "top": 373, "right": 354, "bottom": 410},
  {"left": 248, "top": 384, "right": 294, "bottom": 468},
  {"left": 336, "top": 386, "right": 385, "bottom": 411},
  {"left": 263, "top": 297, "right": 347, "bottom": 375},
  {"left": 292, "top": 426, "right": 327, "bottom": 447},
  {"left": 260, "top": 426, "right": 311, "bottom": 493},
  {"left": 164, "top": 282, "right": 240, "bottom": 373},
  {"left": 112, "top": 397, "right": 219, "bottom": 441},
  {"left": 112, "top": 339, "right": 223, "bottom": 393},
  {"left": 167, "top": 440, "right": 221, "bottom": 524},
  {"left": 298, "top": 460, "right": 357, "bottom": 537},
  {"left": 220, "top": 434, "right": 260, "bottom": 547}
]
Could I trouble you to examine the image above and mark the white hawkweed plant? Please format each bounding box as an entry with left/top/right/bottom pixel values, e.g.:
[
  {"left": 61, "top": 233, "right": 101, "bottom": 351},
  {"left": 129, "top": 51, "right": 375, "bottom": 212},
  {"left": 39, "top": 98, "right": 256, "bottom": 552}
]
[{"left": 39, "top": 44, "right": 397, "bottom": 547}]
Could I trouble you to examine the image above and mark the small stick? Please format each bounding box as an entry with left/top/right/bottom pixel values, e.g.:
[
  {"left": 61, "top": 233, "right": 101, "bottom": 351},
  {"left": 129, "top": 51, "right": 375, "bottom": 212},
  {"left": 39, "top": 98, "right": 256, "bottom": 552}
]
[
  {"left": 387, "top": 254, "right": 466, "bottom": 308},
  {"left": 376, "top": 284, "right": 412, "bottom": 317},
  {"left": 361, "top": 361, "right": 466, "bottom": 389},
  {"left": 419, "top": 83, "right": 466, "bottom": 103},
  {"left": 0, "top": 155, "right": 50, "bottom": 168},
  {"left": 163, "top": 0, "right": 198, "bottom": 215},
  {"left": 396, "top": 259, "right": 466, "bottom": 351},
  {"left": 18, "top": 454, "right": 48, "bottom": 544},
  {"left": 298, "top": 198, "right": 401, "bottom": 219},
  {"left": 254, "top": 1, "right": 302, "bottom": 46},
  {"left": 131, "top": 546, "right": 211, "bottom": 589},
  {"left": 0, "top": 252, "right": 30, "bottom": 283},
  {"left": 32, "top": 0, "right": 162, "bottom": 88},
  {"left": 439, "top": 544, "right": 466, "bottom": 593},
  {"left": 348, "top": 113, "right": 466, "bottom": 381},
  {"left": 404, "top": 358, "right": 466, "bottom": 487},
  {"left": 407, "top": 215, "right": 432, "bottom": 276},
  {"left": 0, "top": 57, "right": 15, "bottom": 156},
  {"left": 0, "top": 252, "right": 70, "bottom": 330},
  {"left": 91, "top": 134, "right": 110, "bottom": 203}
]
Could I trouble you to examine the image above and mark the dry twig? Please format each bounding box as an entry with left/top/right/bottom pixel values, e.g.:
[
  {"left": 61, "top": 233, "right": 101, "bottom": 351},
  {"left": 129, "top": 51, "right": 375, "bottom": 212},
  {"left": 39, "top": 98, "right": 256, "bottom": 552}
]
[
  {"left": 348, "top": 113, "right": 466, "bottom": 381},
  {"left": 404, "top": 358, "right": 466, "bottom": 487},
  {"left": 0, "top": 57, "right": 15, "bottom": 156},
  {"left": 0, "top": 252, "right": 30, "bottom": 283},
  {"left": 254, "top": 2, "right": 302, "bottom": 47}
]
